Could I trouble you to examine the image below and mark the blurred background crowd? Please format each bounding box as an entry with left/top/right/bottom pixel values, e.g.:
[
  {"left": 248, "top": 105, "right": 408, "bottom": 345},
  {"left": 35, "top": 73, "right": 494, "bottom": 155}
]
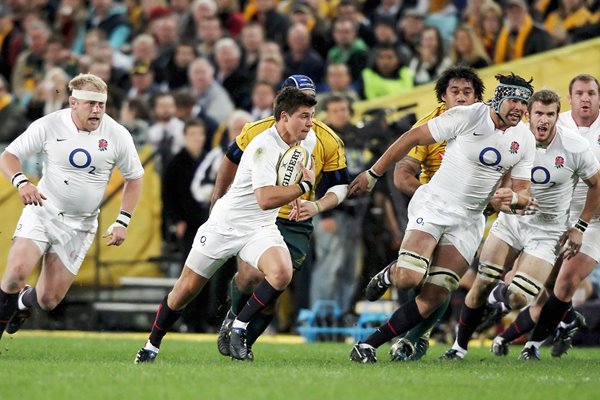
[{"left": 0, "top": 0, "right": 599, "bottom": 338}]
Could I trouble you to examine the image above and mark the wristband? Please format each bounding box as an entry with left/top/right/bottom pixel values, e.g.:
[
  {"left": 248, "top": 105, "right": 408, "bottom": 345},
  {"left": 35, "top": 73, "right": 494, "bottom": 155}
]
[
  {"left": 510, "top": 191, "right": 519, "bottom": 206},
  {"left": 115, "top": 210, "right": 131, "bottom": 228},
  {"left": 11, "top": 172, "right": 29, "bottom": 189},
  {"left": 313, "top": 201, "right": 321, "bottom": 213},
  {"left": 367, "top": 169, "right": 381, "bottom": 179},
  {"left": 574, "top": 218, "right": 589, "bottom": 234},
  {"left": 298, "top": 180, "right": 313, "bottom": 195}
]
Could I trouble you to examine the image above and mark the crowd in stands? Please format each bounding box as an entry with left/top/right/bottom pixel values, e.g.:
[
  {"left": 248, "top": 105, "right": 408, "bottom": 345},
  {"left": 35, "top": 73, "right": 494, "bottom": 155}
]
[{"left": 0, "top": 0, "right": 599, "bottom": 333}]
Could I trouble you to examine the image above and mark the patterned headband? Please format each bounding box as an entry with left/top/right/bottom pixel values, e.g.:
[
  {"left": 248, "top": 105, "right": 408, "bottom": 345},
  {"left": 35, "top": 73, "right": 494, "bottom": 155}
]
[{"left": 492, "top": 83, "right": 532, "bottom": 113}]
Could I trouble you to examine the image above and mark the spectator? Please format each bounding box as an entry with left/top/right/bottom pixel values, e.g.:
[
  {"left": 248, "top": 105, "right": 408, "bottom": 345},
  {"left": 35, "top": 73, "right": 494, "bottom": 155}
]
[
  {"left": 409, "top": 26, "right": 452, "bottom": 85},
  {"left": 74, "top": 0, "right": 131, "bottom": 54},
  {"left": 87, "top": 60, "right": 126, "bottom": 115},
  {"left": 147, "top": 92, "right": 186, "bottom": 171},
  {"left": 544, "top": 0, "right": 595, "bottom": 45},
  {"left": 25, "top": 67, "right": 70, "bottom": 122},
  {"left": 239, "top": 22, "right": 266, "bottom": 79},
  {"left": 0, "top": 75, "right": 26, "bottom": 143},
  {"left": 0, "top": 4, "right": 24, "bottom": 83},
  {"left": 359, "top": 43, "right": 414, "bottom": 100},
  {"left": 11, "top": 20, "right": 51, "bottom": 105},
  {"left": 215, "top": 0, "right": 245, "bottom": 38},
  {"left": 316, "top": 63, "right": 360, "bottom": 113},
  {"left": 478, "top": 1, "right": 503, "bottom": 60},
  {"left": 248, "top": 0, "right": 290, "bottom": 49},
  {"left": 119, "top": 97, "right": 150, "bottom": 148},
  {"left": 249, "top": 80, "right": 276, "bottom": 120},
  {"left": 396, "top": 8, "right": 426, "bottom": 63},
  {"left": 335, "top": 0, "right": 376, "bottom": 46},
  {"left": 288, "top": 1, "right": 332, "bottom": 58},
  {"left": 449, "top": 24, "right": 491, "bottom": 69},
  {"left": 165, "top": 42, "right": 197, "bottom": 91},
  {"left": 214, "top": 37, "right": 251, "bottom": 110},
  {"left": 255, "top": 54, "right": 285, "bottom": 89},
  {"left": 283, "top": 22, "right": 325, "bottom": 84},
  {"left": 493, "top": 0, "right": 553, "bottom": 64},
  {"left": 195, "top": 16, "right": 224, "bottom": 59},
  {"left": 188, "top": 57, "right": 235, "bottom": 125},
  {"left": 126, "top": 58, "right": 162, "bottom": 106},
  {"left": 327, "top": 18, "right": 369, "bottom": 83},
  {"left": 369, "top": 0, "right": 412, "bottom": 27}
]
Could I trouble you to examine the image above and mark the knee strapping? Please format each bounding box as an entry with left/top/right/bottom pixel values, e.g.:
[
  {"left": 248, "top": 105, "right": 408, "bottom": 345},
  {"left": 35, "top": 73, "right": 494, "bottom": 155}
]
[
  {"left": 477, "top": 262, "right": 504, "bottom": 283},
  {"left": 509, "top": 272, "right": 543, "bottom": 304},
  {"left": 396, "top": 251, "right": 429, "bottom": 275},
  {"left": 425, "top": 266, "right": 460, "bottom": 292}
]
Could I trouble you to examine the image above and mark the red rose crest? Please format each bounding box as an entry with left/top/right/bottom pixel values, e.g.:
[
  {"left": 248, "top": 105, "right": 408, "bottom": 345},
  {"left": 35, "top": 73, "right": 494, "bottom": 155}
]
[
  {"left": 555, "top": 155, "right": 565, "bottom": 168},
  {"left": 98, "top": 138, "right": 108, "bottom": 151},
  {"left": 509, "top": 141, "right": 519, "bottom": 154}
]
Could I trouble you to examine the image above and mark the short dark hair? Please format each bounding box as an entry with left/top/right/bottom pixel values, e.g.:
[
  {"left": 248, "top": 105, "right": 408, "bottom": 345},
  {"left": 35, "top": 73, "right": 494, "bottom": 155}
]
[
  {"left": 568, "top": 74, "right": 600, "bottom": 94},
  {"left": 183, "top": 118, "right": 206, "bottom": 134},
  {"left": 527, "top": 89, "right": 561, "bottom": 113},
  {"left": 494, "top": 72, "right": 534, "bottom": 93},
  {"left": 435, "top": 66, "right": 485, "bottom": 103},
  {"left": 273, "top": 87, "right": 317, "bottom": 122}
]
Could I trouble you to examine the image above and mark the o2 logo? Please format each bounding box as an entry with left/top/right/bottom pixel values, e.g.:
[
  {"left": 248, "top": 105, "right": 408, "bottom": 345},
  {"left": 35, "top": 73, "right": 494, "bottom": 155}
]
[
  {"left": 478, "top": 147, "right": 501, "bottom": 167},
  {"left": 531, "top": 166, "right": 555, "bottom": 186},
  {"left": 69, "top": 148, "right": 96, "bottom": 174}
]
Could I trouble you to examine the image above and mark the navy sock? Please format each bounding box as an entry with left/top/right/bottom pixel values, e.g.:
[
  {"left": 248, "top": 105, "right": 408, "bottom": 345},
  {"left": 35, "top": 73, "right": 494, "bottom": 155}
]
[
  {"left": 365, "top": 299, "right": 424, "bottom": 348},
  {"left": 456, "top": 304, "right": 486, "bottom": 350},
  {"left": 530, "top": 294, "right": 570, "bottom": 342},
  {"left": 237, "top": 279, "right": 283, "bottom": 324},
  {"left": 561, "top": 304, "right": 575, "bottom": 325},
  {"left": 501, "top": 307, "right": 535, "bottom": 343},
  {"left": 0, "top": 289, "right": 19, "bottom": 337},
  {"left": 148, "top": 296, "right": 183, "bottom": 349}
]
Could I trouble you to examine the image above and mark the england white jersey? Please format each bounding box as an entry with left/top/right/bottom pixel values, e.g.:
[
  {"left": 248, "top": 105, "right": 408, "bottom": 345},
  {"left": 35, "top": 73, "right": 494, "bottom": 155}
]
[
  {"left": 558, "top": 111, "right": 600, "bottom": 220},
  {"left": 6, "top": 109, "right": 144, "bottom": 217},
  {"left": 529, "top": 125, "right": 599, "bottom": 220},
  {"left": 427, "top": 103, "right": 536, "bottom": 212},
  {"left": 210, "top": 126, "right": 317, "bottom": 231}
]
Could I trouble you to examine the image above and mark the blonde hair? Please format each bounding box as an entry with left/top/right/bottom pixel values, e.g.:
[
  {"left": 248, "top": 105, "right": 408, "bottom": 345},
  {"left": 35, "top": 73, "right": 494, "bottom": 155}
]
[
  {"left": 450, "top": 24, "right": 491, "bottom": 66},
  {"left": 68, "top": 73, "right": 108, "bottom": 93}
]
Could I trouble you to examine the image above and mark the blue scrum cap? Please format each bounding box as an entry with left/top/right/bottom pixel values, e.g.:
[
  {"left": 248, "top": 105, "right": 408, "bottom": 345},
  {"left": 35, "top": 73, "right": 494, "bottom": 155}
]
[{"left": 282, "top": 75, "right": 316, "bottom": 94}]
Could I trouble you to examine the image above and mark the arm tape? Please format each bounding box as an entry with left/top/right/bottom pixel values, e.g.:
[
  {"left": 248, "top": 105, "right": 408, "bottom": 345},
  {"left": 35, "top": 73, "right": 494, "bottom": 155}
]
[{"left": 326, "top": 184, "right": 348, "bottom": 205}]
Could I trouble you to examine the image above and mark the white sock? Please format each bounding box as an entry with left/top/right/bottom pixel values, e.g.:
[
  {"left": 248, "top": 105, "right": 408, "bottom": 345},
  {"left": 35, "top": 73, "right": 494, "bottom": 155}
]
[
  {"left": 383, "top": 267, "right": 392, "bottom": 285},
  {"left": 232, "top": 319, "right": 249, "bottom": 330},
  {"left": 451, "top": 344, "right": 467, "bottom": 357},
  {"left": 524, "top": 340, "right": 542, "bottom": 350},
  {"left": 144, "top": 340, "right": 159, "bottom": 353},
  {"left": 17, "top": 289, "right": 30, "bottom": 311}
]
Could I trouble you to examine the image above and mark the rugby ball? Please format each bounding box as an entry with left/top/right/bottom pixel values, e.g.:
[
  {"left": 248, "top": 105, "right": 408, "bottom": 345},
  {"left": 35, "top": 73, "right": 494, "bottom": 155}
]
[{"left": 276, "top": 145, "right": 311, "bottom": 186}]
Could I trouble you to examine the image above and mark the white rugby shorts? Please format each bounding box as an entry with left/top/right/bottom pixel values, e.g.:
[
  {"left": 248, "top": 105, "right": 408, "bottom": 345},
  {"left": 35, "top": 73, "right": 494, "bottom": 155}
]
[
  {"left": 186, "top": 220, "right": 288, "bottom": 278},
  {"left": 13, "top": 205, "right": 97, "bottom": 275},
  {"left": 406, "top": 185, "right": 485, "bottom": 264},
  {"left": 490, "top": 212, "right": 567, "bottom": 265}
]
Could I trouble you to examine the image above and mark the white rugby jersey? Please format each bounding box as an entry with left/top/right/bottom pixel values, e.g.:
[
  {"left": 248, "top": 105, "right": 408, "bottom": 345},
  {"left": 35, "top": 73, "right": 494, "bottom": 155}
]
[
  {"left": 558, "top": 111, "right": 600, "bottom": 220},
  {"left": 6, "top": 109, "right": 144, "bottom": 217},
  {"left": 529, "top": 125, "right": 599, "bottom": 219},
  {"left": 427, "top": 102, "right": 536, "bottom": 212},
  {"left": 210, "top": 126, "right": 317, "bottom": 231}
]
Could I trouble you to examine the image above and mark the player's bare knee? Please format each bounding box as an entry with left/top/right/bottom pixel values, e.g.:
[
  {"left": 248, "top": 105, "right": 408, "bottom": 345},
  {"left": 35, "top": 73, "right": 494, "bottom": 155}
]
[
  {"left": 508, "top": 272, "right": 543, "bottom": 308},
  {"left": 237, "top": 268, "right": 263, "bottom": 292},
  {"left": 265, "top": 265, "right": 293, "bottom": 289},
  {"left": 394, "top": 251, "right": 429, "bottom": 288}
]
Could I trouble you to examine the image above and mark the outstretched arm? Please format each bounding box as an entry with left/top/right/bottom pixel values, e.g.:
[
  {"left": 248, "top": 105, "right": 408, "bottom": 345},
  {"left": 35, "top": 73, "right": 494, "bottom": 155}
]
[{"left": 348, "top": 124, "right": 435, "bottom": 196}]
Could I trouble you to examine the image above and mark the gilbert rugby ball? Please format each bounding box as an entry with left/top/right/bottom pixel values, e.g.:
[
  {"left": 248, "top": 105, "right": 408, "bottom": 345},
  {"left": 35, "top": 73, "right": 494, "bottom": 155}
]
[{"left": 276, "top": 145, "right": 311, "bottom": 186}]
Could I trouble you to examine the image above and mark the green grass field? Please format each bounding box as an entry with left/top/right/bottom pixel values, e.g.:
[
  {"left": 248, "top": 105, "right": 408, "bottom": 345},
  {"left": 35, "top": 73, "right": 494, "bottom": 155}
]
[{"left": 1, "top": 331, "right": 600, "bottom": 400}]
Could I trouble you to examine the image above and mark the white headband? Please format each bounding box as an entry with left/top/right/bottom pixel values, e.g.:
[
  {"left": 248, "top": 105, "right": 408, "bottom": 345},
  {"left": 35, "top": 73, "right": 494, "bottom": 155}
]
[{"left": 72, "top": 89, "right": 107, "bottom": 103}]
